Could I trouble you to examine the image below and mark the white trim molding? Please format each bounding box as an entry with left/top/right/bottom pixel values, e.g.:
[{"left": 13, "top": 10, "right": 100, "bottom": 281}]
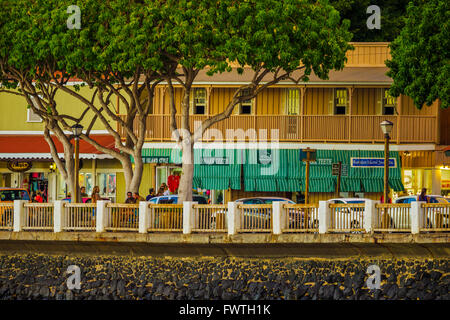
[{"left": 143, "top": 142, "right": 437, "bottom": 151}]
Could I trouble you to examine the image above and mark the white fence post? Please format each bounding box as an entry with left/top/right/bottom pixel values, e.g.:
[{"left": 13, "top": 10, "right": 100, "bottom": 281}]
[
  {"left": 96, "top": 200, "right": 109, "bottom": 233},
  {"left": 364, "top": 200, "right": 378, "bottom": 233},
  {"left": 139, "top": 201, "right": 150, "bottom": 234},
  {"left": 411, "top": 201, "right": 425, "bottom": 234},
  {"left": 53, "top": 200, "right": 66, "bottom": 232},
  {"left": 13, "top": 200, "right": 26, "bottom": 232},
  {"left": 183, "top": 201, "right": 196, "bottom": 234},
  {"left": 227, "top": 202, "right": 239, "bottom": 235},
  {"left": 318, "top": 201, "right": 331, "bottom": 234},
  {"left": 272, "top": 201, "right": 286, "bottom": 235}
]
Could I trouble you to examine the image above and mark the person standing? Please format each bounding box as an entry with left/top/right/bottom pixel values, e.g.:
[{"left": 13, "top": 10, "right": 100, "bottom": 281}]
[
  {"left": 80, "top": 186, "right": 88, "bottom": 197},
  {"left": 91, "top": 186, "right": 101, "bottom": 204},
  {"left": 146, "top": 188, "right": 156, "bottom": 201},
  {"left": 133, "top": 192, "right": 145, "bottom": 203},
  {"left": 125, "top": 192, "right": 136, "bottom": 204},
  {"left": 34, "top": 190, "right": 44, "bottom": 203},
  {"left": 417, "top": 188, "right": 428, "bottom": 203}
]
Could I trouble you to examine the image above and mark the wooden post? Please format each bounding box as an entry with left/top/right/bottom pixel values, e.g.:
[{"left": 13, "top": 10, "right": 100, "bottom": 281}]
[
  {"left": 336, "top": 161, "right": 342, "bottom": 197},
  {"left": 74, "top": 137, "right": 80, "bottom": 204},
  {"left": 397, "top": 95, "right": 402, "bottom": 144},
  {"left": 300, "top": 86, "right": 305, "bottom": 142},
  {"left": 383, "top": 133, "right": 390, "bottom": 203},
  {"left": 301, "top": 147, "right": 316, "bottom": 205},
  {"left": 305, "top": 152, "right": 310, "bottom": 205},
  {"left": 347, "top": 87, "right": 353, "bottom": 142}
]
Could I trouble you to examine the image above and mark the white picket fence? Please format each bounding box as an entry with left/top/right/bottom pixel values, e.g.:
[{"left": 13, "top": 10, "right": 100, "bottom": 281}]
[{"left": 6, "top": 200, "right": 450, "bottom": 235}]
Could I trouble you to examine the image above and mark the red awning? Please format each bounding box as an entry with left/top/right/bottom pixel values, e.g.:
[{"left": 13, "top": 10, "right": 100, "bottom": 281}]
[{"left": 0, "top": 134, "right": 116, "bottom": 160}]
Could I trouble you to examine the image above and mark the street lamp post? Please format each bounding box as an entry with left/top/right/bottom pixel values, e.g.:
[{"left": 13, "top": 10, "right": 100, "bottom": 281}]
[
  {"left": 72, "top": 124, "right": 83, "bottom": 203},
  {"left": 380, "top": 120, "right": 393, "bottom": 203}
]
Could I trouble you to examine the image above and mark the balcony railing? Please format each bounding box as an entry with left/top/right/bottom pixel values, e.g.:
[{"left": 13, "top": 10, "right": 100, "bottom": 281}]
[
  {"left": 6, "top": 200, "right": 450, "bottom": 235},
  {"left": 118, "top": 114, "right": 437, "bottom": 143}
]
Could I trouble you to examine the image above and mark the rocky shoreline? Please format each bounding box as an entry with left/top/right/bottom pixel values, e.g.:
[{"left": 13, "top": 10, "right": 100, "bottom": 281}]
[{"left": 0, "top": 254, "right": 448, "bottom": 300}]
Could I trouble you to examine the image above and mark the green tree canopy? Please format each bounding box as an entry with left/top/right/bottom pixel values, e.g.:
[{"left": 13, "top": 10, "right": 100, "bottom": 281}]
[{"left": 386, "top": 0, "right": 449, "bottom": 109}]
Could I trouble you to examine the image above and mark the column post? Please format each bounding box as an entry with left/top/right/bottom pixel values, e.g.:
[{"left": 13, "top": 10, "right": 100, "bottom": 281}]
[
  {"left": 183, "top": 201, "right": 197, "bottom": 234},
  {"left": 139, "top": 201, "right": 150, "bottom": 234},
  {"left": 411, "top": 201, "right": 425, "bottom": 234},
  {"left": 13, "top": 200, "right": 26, "bottom": 232},
  {"left": 96, "top": 200, "right": 109, "bottom": 233},
  {"left": 363, "top": 200, "right": 377, "bottom": 233},
  {"left": 318, "top": 201, "right": 331, "bottom": 234},
  {"left": 53, "top": 200, "right": 66, "bottom": 232},
  {"left": 227, "top": 202, "right": 239, "bottom": 236},
  {"left": 272, "top": 201, "right": 287, "bottom": 235}
]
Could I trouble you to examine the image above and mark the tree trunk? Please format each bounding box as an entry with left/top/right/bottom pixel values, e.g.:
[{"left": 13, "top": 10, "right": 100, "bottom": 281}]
[
  {"left": 130, "top": 150, "right": 144, "bottom": 195},
  {"left": 178, "top": 139, "right": 194, "bottom": 202}
]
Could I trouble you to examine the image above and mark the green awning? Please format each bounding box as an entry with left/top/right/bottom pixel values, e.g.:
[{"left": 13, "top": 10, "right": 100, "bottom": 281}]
[
  {"left": 138, "top": 148, "right": 404, "bottom": 193},
  {"left": 193, "top": 149, "right": 241, "bottom": 190}
]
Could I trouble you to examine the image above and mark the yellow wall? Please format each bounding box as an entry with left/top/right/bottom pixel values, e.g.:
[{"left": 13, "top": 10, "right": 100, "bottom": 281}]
[
  {"left": 143, "top": 84, "right": 439, "bottom": 118},
  {"left": 304, "top": 88, "right": 333, "bottom": 115},
  {"left": 401, "top": 96, "right": 437, "bottom": 116},
  {"left": 352, "top": 88, "right": 381, "bottom": 115},
  {"left": 0, "top": 86, "right": 117, "bottom": 131}
]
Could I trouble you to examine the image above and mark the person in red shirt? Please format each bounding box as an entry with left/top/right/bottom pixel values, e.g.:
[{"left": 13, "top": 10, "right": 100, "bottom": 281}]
[
  {"left": 380, "top": 194, "right": 392, "bottom": 203},
  {"left": 167, "top": 172, "right": 180, "bottom": 194},
  {"left": 34, "top": 190, "right": 44, "bottom": 203}
]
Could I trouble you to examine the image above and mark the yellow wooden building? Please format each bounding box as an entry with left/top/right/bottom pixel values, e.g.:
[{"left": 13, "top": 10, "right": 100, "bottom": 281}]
[{"left": 124, "top": 43, "right": 450, "bottom": 203}]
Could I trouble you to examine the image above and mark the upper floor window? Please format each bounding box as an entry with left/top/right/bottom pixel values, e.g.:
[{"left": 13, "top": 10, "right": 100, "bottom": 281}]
[
  {"left": 193, "top": 88, "right": 206, "bottom": 114},
  {"left": 27, "top": 95, "right": 43, "bottom": 123},
  {"left": 285, "top": 89, "right": 300, "bottom": 115},
  {"left": 334, "top": 88, "right": 348, "bottom": 115},
  {"left": 383, "top": 89, "right": 396, "bottom": 115},
  {"left": 239, "top": 88, "right": 253, "bottom": 114}
]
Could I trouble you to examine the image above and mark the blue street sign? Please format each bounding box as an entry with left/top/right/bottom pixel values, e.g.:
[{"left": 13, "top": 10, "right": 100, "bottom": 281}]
[{"left": 350, "top": 157, "right": 397, "bottom": 168}]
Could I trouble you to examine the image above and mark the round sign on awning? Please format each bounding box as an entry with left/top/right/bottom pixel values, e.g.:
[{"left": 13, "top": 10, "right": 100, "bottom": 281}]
[{"left": 7, "top": 160, "right": 32, "bottom": 172}]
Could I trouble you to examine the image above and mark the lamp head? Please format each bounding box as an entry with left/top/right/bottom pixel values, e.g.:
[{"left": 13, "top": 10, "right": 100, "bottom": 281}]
[
  {"left": 380, "top": 120, "right": 393, "bottom": 135},
  {"left": 71, "top": 123, "right": 84, "bottom": 137}
]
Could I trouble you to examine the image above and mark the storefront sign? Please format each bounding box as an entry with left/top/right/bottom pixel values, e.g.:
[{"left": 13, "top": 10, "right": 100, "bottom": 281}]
[
  {"left": 351, "top": 157, "right": 397, "bottom": 168},
  {"left": 201, "top": 157, "right": 229, "bottom": 165},
  {"left": 7, "top": 160, "right": 32, "bottom": 172},
  {"left": 312, "top": 158, "right": 332, "bottom": 165},
  {"left": 299, "top": 149, "right": 317, "bottom": 162},
  {"left": 331, "top": 163, "right": 348, "bottom": 177},
  {"left": 332, "top": 163, "right": 340, "bottom": 176},
  {"left": 341, "top": 164, "right": 348, "bottom": 177},
  {"left": 143, "top": 156, "right": 170, "bottom": 164},
  {"left": 258, "top": 150, "right": 272, "bottom": 165}
]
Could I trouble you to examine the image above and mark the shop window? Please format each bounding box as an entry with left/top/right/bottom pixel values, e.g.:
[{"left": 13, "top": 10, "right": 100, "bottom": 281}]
[
  {"left": 239, "top": 89, "right": 253, "bottom": 115},
  {"left": 334, "top": 89, "right": 348, "bottom": 115},
  {"left": 79, "top": 173, "right": 93, "bottom": 197},
  {"left": 383, "top": 89, "right": 396, "bottom": 115},
  {"left": 97, "top": 173, "right": 116, "bottom": 199},
  {"left": 285, "top": 89, "right": 300, "bottom": 115},
  {"left": 193, "top": 88, "right": 206, "bottom": 114}
]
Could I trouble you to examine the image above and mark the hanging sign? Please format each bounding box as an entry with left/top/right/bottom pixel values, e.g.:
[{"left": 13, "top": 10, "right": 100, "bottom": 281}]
[
  {"left": 351, "top": 157, "right": 397, "bottom": 168},
  {"left": 143, "top": 156, "right": 170, "bottom": 164},
  {"left": 7, "top": 161, "right": 32, "bottom": 172}
]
